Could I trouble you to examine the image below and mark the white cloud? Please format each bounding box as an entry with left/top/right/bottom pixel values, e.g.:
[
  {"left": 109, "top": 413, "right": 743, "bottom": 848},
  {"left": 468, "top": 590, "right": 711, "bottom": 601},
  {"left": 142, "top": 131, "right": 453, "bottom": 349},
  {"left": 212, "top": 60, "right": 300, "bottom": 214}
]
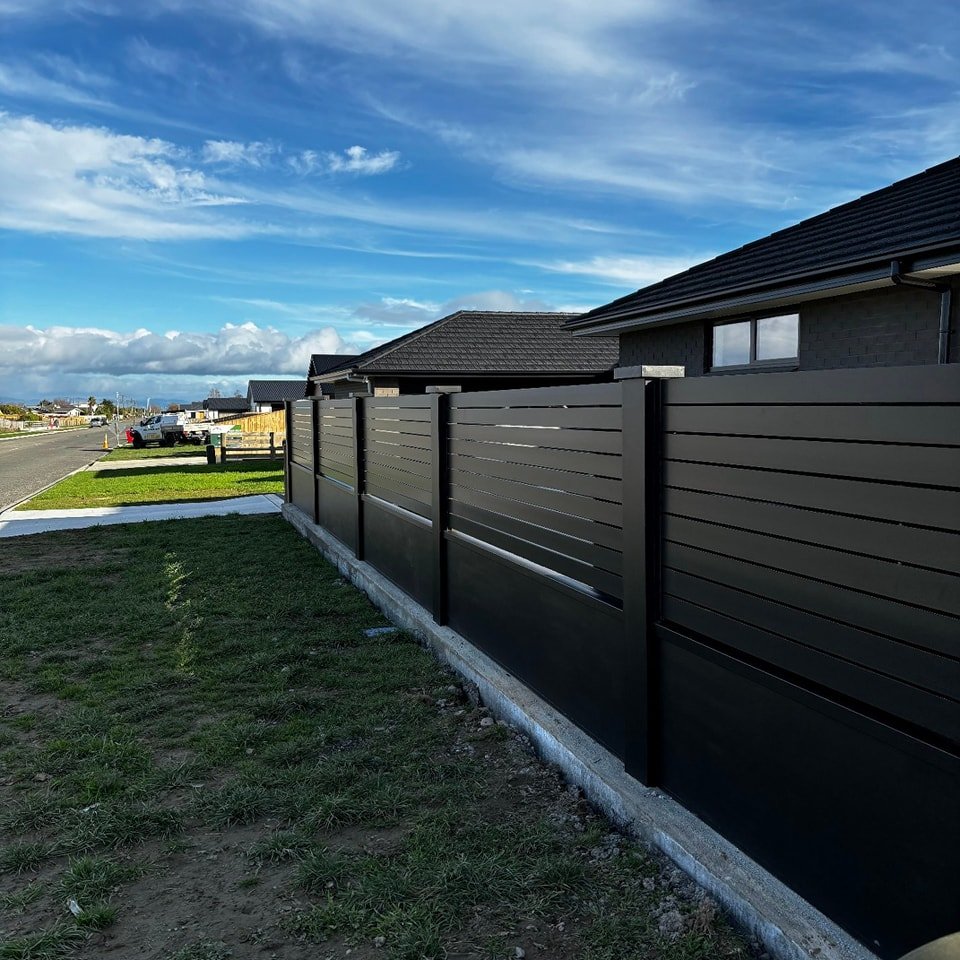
[
  {"left": 0, "top": 112, "right": 256, "bottom": 239},
  {"left": 289, "top": 145, "right": 400, "bottom": 177},
  {"left": 202, "top": 139, "right": 275, "bottom": 168},
  {"left": 0, "top": 321, "right": 355, "bottom": 379},
  {"left": 539, "top": 254, "right": 712, "bottom": 286}
]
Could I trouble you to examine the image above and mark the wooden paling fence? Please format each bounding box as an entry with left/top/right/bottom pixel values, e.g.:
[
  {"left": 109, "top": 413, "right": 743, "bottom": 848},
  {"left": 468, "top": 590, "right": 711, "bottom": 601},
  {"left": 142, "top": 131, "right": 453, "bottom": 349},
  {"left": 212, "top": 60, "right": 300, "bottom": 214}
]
[
  {"left": 285, "top": 365, "right": 960, "bottom": 959},
  {"left": 216, "top": 408, "right": 287, "bottom": 437}
]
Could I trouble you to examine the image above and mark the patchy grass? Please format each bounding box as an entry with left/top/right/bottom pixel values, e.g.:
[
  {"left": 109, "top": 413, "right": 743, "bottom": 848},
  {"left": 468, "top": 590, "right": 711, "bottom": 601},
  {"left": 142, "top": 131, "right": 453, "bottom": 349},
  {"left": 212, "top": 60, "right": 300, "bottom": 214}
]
[
  {"left": 0, "top": 516, "right": 751, "bottom": 959},
  {"left": 101, "top": 445, "right": 210, "bottom": 462},
  {"left": 16, "top": 462, "right": 283, "bottom": 510}
]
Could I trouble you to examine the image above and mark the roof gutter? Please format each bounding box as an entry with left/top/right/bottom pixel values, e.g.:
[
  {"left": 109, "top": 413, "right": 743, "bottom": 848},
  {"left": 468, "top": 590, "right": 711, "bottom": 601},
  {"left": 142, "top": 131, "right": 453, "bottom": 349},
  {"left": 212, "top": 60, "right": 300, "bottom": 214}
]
[
  {"left": 890, "top": 260, "right": 952, "bottom": 364},
  {"left": 569, "top": 241, "right": 960, "bottom": 334}
]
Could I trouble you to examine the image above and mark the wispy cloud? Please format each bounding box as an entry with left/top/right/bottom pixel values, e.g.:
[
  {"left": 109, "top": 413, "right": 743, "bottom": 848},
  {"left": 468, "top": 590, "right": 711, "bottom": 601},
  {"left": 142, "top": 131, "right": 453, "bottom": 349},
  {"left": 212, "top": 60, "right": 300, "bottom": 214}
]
[
  {"left": 201, "top": 139, "right": 275, "bottom": 168},
  {"left": 0, "top": 112, "right": 256, "bottom": 239},
  {"left": 289, "top": 145, "right": 400, "bottom": 177},
  {"left": 538, "top": 254, "right": 712, "bottom": 286}
]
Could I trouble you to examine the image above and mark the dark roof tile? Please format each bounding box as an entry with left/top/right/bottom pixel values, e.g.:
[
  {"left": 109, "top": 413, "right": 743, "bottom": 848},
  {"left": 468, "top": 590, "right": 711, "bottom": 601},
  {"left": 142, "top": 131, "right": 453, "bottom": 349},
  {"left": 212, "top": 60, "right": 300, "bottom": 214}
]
[
  {"left": 247, "top": 380, "right": 307, "bottom": 403},
  {"left": 576, "top": 156, "right": 960, "bottom": 327},
  {"left": 321, "top": 311, "right": 617, "bottom": 377}
]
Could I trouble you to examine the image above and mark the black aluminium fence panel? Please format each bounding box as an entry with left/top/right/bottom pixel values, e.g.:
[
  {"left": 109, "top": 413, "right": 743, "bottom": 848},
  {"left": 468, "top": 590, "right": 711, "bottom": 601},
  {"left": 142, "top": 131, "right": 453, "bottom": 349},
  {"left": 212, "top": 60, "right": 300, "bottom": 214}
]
[
  {"left": 283, "top": 365, "right": 960, "bottom": 958},
  {"left": 658, "top": 363, "right": 960, "bottom": 958}
]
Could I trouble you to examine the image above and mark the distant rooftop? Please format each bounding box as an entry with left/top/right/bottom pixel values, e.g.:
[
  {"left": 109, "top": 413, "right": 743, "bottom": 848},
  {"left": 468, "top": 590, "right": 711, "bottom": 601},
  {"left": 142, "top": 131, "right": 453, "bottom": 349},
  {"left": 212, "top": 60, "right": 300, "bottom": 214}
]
[{"left": 311, "top": 311, "right": 618, "bottom": 380}]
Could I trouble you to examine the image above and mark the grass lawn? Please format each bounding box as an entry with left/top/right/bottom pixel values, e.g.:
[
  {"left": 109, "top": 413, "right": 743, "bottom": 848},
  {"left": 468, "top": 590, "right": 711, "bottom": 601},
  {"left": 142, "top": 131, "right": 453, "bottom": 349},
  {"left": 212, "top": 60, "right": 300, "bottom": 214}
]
[
  {"left": 102, "top": 445, "right": 210, "bottom": 462},
  {"left": 17, "top": 462, "right": 283, "bottom": 511},
  {"left": 0, "top": 516, "right": 749, "bottom": 960}
]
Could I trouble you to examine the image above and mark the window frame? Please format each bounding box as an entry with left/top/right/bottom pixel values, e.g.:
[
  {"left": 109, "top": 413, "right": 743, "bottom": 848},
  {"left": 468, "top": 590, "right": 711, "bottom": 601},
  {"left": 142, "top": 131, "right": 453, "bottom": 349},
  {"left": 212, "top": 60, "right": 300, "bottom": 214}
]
[{"left": 709, "top": 313, "right": 799, "bottom": 373}]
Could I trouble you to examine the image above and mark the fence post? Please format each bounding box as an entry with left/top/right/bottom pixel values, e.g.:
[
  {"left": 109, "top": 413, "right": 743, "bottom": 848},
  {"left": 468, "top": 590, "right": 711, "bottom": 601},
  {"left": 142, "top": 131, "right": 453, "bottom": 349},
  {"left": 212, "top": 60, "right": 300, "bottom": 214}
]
[
  {"left": 219, "top": 431, "right": 227, "bottom": 464},
  {"left": 283, "top": 402, "right": 293, "bottom": 503},
  {"left": 269, "top": 431, "right": 275, "bottom": 459},
  {"left": 352, "top": 396, "right": 365, "bottom": 560},
  {"left": 311, "top": 399, "right": 321, "bottom": 525},
  {"left": 620, "top": 372, "right": 664, "bottom": 786},
  {"left": 430, "top": 391, "right": 450, "bottom": 625}
]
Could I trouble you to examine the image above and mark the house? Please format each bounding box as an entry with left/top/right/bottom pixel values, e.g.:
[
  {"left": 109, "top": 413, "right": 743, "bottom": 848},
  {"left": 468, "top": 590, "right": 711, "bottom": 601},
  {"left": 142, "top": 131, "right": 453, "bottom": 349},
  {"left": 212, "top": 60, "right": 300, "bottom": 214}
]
[
  {"left": 247, "top": 380, "right": 308, "bottom": 413},
  {"left": 306, "top": 311, "right": 619, "bottom": 398},
  {"left": 307, "top": 354, "right": 358, "bottom": 388},
  {"left": 568, "top": 156, "right": 960, "bottom": 376},
  {"left": 202, "top": 396, "right": 249, "bottom": 420}
]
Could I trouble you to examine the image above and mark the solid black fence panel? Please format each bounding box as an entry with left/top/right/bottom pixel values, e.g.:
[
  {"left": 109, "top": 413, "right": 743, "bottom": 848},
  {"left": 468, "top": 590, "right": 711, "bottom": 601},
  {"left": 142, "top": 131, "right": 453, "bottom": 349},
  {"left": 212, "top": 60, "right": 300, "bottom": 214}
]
[
  {"left": 287, "top": 399, "right": 314, "bottom": 517},
  {"left": 360, "top": 396, "right": 435, "bottom": 606},
  {"left": 314, "top": 399, "right": 359, "bottom": 552},
  {"left": 446, "top": 383, "right": 626, "bottom": 755},
  {"left": 658, "top": 362, "right": 960, "bottom": 958}
]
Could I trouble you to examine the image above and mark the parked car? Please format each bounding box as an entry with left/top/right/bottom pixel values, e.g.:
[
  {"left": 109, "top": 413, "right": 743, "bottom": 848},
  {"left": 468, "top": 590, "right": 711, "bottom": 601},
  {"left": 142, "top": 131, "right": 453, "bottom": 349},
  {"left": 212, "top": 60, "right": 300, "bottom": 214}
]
[{"left": 89, "top": 415, "right": 108, "bottom": 427}]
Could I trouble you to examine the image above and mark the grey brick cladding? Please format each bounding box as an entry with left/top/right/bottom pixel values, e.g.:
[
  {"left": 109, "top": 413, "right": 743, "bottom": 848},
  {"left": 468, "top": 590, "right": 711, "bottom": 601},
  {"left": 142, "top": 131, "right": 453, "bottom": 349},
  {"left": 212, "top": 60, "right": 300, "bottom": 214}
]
[{"left": 617, "top": 281, "right": 959, "bottom": 375}]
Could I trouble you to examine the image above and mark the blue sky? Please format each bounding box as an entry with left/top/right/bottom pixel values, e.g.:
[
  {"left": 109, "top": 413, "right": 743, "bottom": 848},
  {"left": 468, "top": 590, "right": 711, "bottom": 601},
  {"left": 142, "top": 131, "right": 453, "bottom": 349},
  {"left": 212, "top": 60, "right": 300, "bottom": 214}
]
[{"left": 1, "top": 0, "right": 958, "bottom": 403}]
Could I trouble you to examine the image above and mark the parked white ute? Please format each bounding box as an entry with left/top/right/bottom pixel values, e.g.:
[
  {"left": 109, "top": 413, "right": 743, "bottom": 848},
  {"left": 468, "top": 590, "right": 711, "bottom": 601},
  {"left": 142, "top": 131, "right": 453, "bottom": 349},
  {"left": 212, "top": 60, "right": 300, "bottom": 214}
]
[
  {"left": 126, "top": 414, "right": 236, "bottom": 448},
  {"left": 127, "top": 413, "right": 188, "bottom": 448}
]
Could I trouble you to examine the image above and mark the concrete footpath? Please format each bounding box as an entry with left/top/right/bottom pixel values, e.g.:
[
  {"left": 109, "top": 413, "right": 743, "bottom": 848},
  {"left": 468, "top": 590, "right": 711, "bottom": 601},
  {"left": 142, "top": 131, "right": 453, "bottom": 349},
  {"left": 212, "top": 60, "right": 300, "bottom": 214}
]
[{"left": 0, "top": 494, "right": 283, "bottom": 538}]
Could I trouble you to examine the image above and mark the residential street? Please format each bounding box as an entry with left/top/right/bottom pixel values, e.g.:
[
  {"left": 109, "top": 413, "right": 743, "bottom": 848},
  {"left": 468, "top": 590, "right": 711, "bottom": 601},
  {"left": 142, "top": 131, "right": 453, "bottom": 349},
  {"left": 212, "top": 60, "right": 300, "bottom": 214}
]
[{"left": 0, "top": 427, "right": 116, "bottom": 511}]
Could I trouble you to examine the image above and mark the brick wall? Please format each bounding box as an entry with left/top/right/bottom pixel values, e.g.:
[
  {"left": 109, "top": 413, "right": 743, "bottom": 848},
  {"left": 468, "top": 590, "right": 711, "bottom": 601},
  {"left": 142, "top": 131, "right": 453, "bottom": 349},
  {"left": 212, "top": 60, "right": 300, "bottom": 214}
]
[
  {"left": 800, "top": 285, "right": 944, "bottom": 370},
  {"left": 618, "top": 321, "right": 707, "bottom": 374},
  {"left": 618, "top": 281, "right": 958, "bottom": 375}
]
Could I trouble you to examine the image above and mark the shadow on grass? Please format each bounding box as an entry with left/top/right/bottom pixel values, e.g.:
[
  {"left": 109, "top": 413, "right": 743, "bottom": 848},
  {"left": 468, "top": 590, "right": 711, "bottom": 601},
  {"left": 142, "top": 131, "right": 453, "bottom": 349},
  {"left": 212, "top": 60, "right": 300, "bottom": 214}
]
[{"left": 90, "top": 463, "right": 282, "bottom": 480}]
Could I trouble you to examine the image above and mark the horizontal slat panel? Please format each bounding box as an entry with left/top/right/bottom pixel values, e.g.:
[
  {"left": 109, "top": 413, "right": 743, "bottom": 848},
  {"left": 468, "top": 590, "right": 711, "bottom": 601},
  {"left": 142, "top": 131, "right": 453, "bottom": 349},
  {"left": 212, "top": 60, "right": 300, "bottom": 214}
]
[
  {"left": 318, "top": 433, "right": 352, "bottom": 453},
  {"left": 450, "top": 483, "right": 622, "bottom": 551},
  {"left": 363, "top": 468, "right": 431, "bottom": 507},
  {"left": 451, "top": 439, "right": 622, "bottom": 479},
  {"left": 450, "top": 514, "right": 622, "bottom": 599},
  {"left": 320, "top": 457, "right": 357, "bottom": 483},
  {"left": 366, "top": 464, "right": 431, "bottom": 500},
  {"left": 449, "top": 499, "right": 621, "bottom": 574},
  {"left": 664, "top": 488, "right": 960, "bottom": 575},
  {"left": 664, "top": 460, "right": 960, "bottom": 532},
  {"left": 449, "top": 467, "right": 623, "bottom": 526},
  {"left": 366, "top": 428, "right": 431, "bottom": 450},
  {"left": 365, "top": 405, "right": 431, "bottom": 421},
  {"left": 320, "top": 399, "right": 355, "bottom": 410},
  {"left": 450, "top": 405, "right": 622, "bottom": 430},
  {"left": 664, "top": 404, "right": 960, "bottom": 446},
  {"left": 449, "top": 423, "right": 622, "bottom": 455},
  {"left": 319, "top": 423, "right": 353, "bottom": 440},
  {"left": 663, "top": 568, "right": 960, "bottom": 702},
  {"left": 365, "top": 417, "right": 432, "bottom": 437},
  {"left": 664, "top": 363, "right": 960, "bottom": 405},
  {"left": 664, "top": 542, "right": 959, "bottom": 658},
  {"left": 365, "top": 449, "right": 431, "bottom": 479},
  {"left": 364, "top": 483, "right": 431, "bottom": 518},
  {"left": 450, "top": 453, "right": 622, "bottom": 503},
  {"left": 367, "top": 438, "right": 433, "bottom": 464},
  {"left": 366, "top": 397, "right": 432, "bottom": 410},
  {"left": 451, "top": 382, "right": 622, "bottom": 408},
  {"left": 662, "top": 596, "right": 960, "bottom": 744},
  {"left": 665, "top": 434, "right": 960, "bottom": 487},
  {"left": 319, "top": 446, "right": 354, "bottom": 470},
  {"left": 319, "top": 463, "right": 355, "bottom": 488},
  {"left": 665, "top": 515, "right": 959, "bottom": 616}
]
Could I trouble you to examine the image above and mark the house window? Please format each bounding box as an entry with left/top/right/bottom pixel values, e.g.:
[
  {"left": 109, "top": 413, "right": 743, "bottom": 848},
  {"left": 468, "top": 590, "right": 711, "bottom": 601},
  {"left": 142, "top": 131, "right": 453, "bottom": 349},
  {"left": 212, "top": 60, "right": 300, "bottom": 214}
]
[{"left": 711, "top": 314, "right": 798, "bottom": 369}]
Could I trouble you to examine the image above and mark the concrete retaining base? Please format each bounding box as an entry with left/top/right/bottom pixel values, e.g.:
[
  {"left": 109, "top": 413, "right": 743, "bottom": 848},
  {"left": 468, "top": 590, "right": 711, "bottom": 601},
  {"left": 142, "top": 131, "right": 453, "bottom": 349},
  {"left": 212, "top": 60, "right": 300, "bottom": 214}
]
[{"left": 282, "top": 502, "right": 875, "bottom": 960}]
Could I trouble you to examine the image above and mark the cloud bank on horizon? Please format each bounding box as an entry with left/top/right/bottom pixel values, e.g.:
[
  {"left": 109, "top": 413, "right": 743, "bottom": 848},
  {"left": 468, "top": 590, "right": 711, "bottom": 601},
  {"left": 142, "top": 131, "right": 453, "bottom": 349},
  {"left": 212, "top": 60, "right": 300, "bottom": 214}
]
[{"left": 0, "top": 0, "right": 957, "bottom": 399}]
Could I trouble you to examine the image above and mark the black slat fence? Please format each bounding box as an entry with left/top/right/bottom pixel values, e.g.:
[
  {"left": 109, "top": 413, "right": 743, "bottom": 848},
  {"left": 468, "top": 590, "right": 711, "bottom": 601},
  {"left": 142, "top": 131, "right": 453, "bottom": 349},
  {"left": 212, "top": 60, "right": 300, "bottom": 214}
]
[{"left": 284, "top": 364, "right": 960, "bottom": 959}]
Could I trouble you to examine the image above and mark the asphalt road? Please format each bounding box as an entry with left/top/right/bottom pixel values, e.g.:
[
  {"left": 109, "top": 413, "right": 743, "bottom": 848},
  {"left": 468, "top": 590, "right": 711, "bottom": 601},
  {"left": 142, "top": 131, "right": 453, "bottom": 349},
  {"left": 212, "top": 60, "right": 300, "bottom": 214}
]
[{"left": 0, "top": 426, "right": 125, "bottom": 512}]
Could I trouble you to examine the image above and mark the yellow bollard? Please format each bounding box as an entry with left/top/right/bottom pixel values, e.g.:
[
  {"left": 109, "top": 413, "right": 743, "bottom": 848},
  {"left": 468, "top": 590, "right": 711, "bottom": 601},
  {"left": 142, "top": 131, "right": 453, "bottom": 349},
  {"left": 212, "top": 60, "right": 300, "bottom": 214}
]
[{"left": 102, "top": 433, "right": 109, "bottom": 450}]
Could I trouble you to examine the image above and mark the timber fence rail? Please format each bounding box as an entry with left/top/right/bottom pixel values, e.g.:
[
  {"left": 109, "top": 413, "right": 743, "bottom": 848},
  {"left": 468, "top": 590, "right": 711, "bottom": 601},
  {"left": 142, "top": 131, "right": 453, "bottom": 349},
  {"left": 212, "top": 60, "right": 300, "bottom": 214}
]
[{"left": 284, "top": 363, "right": 960, "bottom": 960}]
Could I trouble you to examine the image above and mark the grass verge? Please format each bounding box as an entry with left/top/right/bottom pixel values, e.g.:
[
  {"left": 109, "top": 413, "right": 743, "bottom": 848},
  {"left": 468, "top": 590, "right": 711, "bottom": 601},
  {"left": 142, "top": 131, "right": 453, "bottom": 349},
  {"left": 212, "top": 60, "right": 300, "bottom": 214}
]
[
  {"left": 0, "top": 516, "right": 750, "bottom": 960},
  {"left": 16, "top": 462, "right": 283, "bottom": 510}
]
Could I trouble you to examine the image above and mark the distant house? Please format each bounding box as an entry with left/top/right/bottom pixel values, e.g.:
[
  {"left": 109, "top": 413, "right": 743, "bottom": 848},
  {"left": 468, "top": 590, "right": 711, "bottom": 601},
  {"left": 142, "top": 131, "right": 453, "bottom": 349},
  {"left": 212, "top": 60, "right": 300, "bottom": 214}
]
[
  {"left": 247, "top": 380, "right": 308, "bottom": 413},
  {"left": 568, "top": 156, "right": 960, "bottom": 376},
  {"left": 305, "top": 311, "right": 619, "bottom": 398},
  {"left": 202, "top": 397, "right": 249, "bottom": 420}
]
